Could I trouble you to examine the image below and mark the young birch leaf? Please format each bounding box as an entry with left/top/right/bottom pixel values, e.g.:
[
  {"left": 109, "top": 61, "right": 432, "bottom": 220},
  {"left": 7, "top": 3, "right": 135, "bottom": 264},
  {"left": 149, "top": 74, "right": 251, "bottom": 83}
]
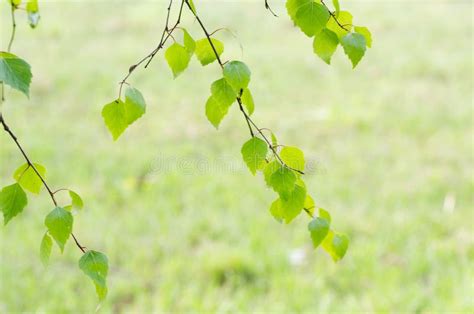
[
  {"left": 183, "top": 29, "right": 196, "bottom": 54},
  {"left": 79, "top": 250, "right": 109, "bottom": 301},
  {"left": 280, "top": 146, "right": 305, "bottom": 173},
  {"left": 13, "top": 163, "right": 46, "bottom": 194},
  {"left": 211, "top": 78, "right": 236, "bottom": 108},
  {"left": 322, "top": 230, "right": 349, "bottom": 262},
  {"left": 308, "top": 217, "right": 330, "bottom": 248},
  {"left": 0, "top": 183, "right": 28, "bottom": 225},
  {"left": 313, "top": 28, "right": 339, "bottom": 64},
  {"left": 319, "top": 207, "right": 331, "bottom": 224},
  {"left": 40, "top": 232, "right": 53, "bottom": 266},
  {"left": 269, "top": 167, "right": 297, "bottom": 200},
  {"left": 124, "top": 86, "right": 146, "bottom": 122},
  {"left": 188, "top": 0, "right": 197, "bottom": 14},
  {"left": 263, "top": 161, "right": 281, "bottom": 187},
  {"left": 241, "top": 88, "right": 255, "bottom": 115},
  {"left": 205, "top": 96, "right": 229, "bottom": 129},
  {"left": 69, "top": 190, "right": 84, "bottom": 210},
  {"left": 0, "top": 52, "right": 32, "bottom": 97},
  {"left": 286, "top": 0, "right": 312, "bottom": 24},
  {"left": 332, "top": 0, "right": 340, "bottom": 15},
  {"left": 241, "top": 137, "right": 268, "bottom": 175},
  {"left": 44, "top": 207, "right": 73, "bottom": 252},
  {"left": 102, "top": 100, "right": 127, "bottom": 140},
  {"left": 294, "top": 2, "right": 329, "bottom": 37},
  {"left": 327, "top": 11, "right": 352, "bottom": 39},
  {"left": 280, "top": 180, "right": 306, "bottom": 223},
  {"left": 102, "top": 87, "right": 146, "bottom": 140},
  {"left": 165, "top": 43, "right": 191, "bottom": 78},
  {"left": 354, "top": 26, "right": 372, "bottom": 48},
  {"left": 26, "top": 0, "right": 40, "bottom": 28},
  {"left": 195, "top": 38, "right": 224, "bottom": 66},
  {"left": 223, "top": 61, "right": 251, "bottom": 93},
  {"left": 269, "top": 198, "right": 283, "bottom": 223},
  {"left": 341, "top": 32, "right": 367, "bottom": 68},
  {"left": 304, "top": 194, "right": 315, "bottom": 215},
  {"left": 271, "top": 132, "right": 278, "bottom": 147}
]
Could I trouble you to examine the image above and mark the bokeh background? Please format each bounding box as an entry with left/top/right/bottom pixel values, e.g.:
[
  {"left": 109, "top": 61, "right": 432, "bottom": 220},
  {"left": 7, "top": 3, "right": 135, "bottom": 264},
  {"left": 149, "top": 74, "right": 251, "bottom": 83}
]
[{"left": 0, "top": 0, "right": 473, "bottom": 312}]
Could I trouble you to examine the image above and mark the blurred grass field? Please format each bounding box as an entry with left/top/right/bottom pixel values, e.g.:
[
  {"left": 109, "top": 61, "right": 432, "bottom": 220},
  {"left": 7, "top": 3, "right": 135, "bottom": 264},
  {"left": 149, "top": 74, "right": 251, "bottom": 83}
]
[{"left": 0, "top": 0, "right": 473, "bottom": 312}]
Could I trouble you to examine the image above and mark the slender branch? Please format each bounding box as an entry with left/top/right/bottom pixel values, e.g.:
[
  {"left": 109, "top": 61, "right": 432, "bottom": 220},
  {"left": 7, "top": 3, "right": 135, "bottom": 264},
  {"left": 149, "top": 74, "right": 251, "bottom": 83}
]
[
  {"left": 264, "top": 0, "right": 278, "bottom": 17},
  {"left": 0, "top": 113, "right": 86, "bottom": 253},
  {"left": 118, "top": 0, "right": 185, "bottom": 98},
  {"left": 184, "top": 0, "right": 304, "bottom": 175},
  {"left": 7, "top": 5, "right": 17, "bottom": 52}
]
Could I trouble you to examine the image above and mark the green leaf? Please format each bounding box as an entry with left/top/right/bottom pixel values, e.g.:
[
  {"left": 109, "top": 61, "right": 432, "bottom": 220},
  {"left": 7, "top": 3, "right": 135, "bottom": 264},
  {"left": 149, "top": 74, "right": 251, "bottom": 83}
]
[
  {"left": 322, "top": 231, "right": 349, "bottom": 261},
  {"left": 354, "top": 26, "right": 372, "bottom": 48},
  {"left": 195, "top": 38, "right": 224, "bottom": 66},
  {"left": 223, "top": 61, "right": 251, "bottom": 93},
  {"left": 294, "top": 1, "right": 329, "bottom": 37},
  {"left": 210, "top": 78, "right": 236, "bottom": 108},
  {"left": 263, "top": 160, "right": 281, "bottom": 187},
  {"left": 326, "top": 11, "right": 352, "bottom": 39},
  {"left": 313, "top": 28, "right": 339, "bottom": 64},
  {"left": 269, "top": 166, "right": 297, "bottom": 200},
  {"left": 165, "top": 43, "right": 191, "bottom": 78},
  {"left": 280, "top": 146, "right": 305, "bottom": 173},
  {"left": 271, "top": 132, "right": 278, "bottom": 147},
  {"left": 269, "top": 198, "right": 283, "bottom": 223},
  {"left": 280, "top": 180, "right": 306, "bottom": 223},
  {"left": 319, "top": 207, "right": 331, "bottom": 224},
  {"left": 10, "top": 0, "right": 21, "bottom": 7},
  {"left": 79, "top": 250, "right": 109, "bottom": 301},
  {"left": 332, "top": 0, "right": 340, "bottom": 15},
  {"left": 304, "top": 194, "right": 315, "bottom": 215},
  {"left": 13, "top": 163, "right": 46, "bottom": 194},
  {"left": 205, "top": 96, "right": 229, "bottom": 129},
  {"left": 40, "top": 232, "right": 53, "bottom": 266},
  {"left": 308, "top": 217, "right": 330, "bottom": 248},
  {"left": 44, "top": 207, "right": 73, "bottom": 252},
  {"left": 69, "top": 190, "right": 84, "bottom": 210},
  {"left": 26, "top": 0, "right": 40, "bottom": 28},
  {"left": 0, "top": 52, "right": 32, "bottom": 97},
  {"left": 241, "top": 88, "right": 255, "bottom": 115},
  {"left": 102, "top": 86, "right": 146, "bottom": 140},
  {"left": 188, "top": 0, "right": 197, "bottom": 14},
  {"left": 0, "top": 183, "right": 28, "bottom": 225},
  {"left": 241, "top": 137, "right": 268, "bottom": 175},
  {"left": 341, "top": 32, "right": 367, "bottom": 68},
  {"left": 286, "top": 0, "right": 312, "bottom": 24},
  {"left": 182, "top": 29, "right": 196, "bottom": 54}
]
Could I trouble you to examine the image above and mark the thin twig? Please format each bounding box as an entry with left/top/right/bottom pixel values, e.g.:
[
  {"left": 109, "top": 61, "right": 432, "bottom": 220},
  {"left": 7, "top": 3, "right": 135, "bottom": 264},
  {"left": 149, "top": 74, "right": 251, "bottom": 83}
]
[
  {"left": 321, "top": 0, "right": 350, "bottom": 32},
  {"left": 7, "top": 5, "right": 17, "bottom": 52}
]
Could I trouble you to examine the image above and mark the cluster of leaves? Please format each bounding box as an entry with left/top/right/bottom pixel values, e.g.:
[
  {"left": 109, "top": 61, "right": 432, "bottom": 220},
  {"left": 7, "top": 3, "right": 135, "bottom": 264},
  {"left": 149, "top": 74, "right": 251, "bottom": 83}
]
[
  {"left": 101, "top": 0, "right": 364, "bottom": 262},
  {"left": 0, "top": 0, "right": 108, "bottom": 302},
  {"left": 287, "top": 0, "right": 372, "bottom": 67}
]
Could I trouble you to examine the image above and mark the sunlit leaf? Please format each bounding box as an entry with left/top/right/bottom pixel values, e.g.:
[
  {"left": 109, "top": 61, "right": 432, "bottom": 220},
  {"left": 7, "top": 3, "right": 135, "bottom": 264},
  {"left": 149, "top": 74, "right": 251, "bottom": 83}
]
[
  {"left": 40, "top": 232, "right": 53, "bottom": 266},
  {"left": 313, "top": 28, "right": 339, "bottom": 64},
  {"left": 195, "top": 38, "right": 224, "bottom": 66},
  {"left": 308, "top": 217, "right": 330, "bottom": 248},
  {"left": 165, "top": 43, "right": 191, "bottom": 78},
  {"left": 223, "top": 60, "right": 251, "bottom": 93},
  {"left": 44, "top": 206, "right": 73, "bottom": 252},
  {"left": 0, "top": 52, "right": 32, "bottom": 97},
  {"left": 79, "top": 250, "right": 109, "bottom": 301},
  {"left": 341, "top": 32, "right": 366, "bottom": 68},
  {"left": 241, "top": 137, "right": 268, "bottom": 175},
  {"left": 13, "top": 163, "right": 46, "bottom": 194},
  {"left": 0, "top": 183, "right": 28, "bottom": 225}
]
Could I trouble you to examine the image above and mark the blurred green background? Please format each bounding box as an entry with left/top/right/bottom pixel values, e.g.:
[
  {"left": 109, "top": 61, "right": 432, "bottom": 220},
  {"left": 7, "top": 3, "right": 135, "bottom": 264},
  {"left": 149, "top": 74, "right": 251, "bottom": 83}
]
[{"left": 0, "top": 0, "right": 473, "bottom": 312}]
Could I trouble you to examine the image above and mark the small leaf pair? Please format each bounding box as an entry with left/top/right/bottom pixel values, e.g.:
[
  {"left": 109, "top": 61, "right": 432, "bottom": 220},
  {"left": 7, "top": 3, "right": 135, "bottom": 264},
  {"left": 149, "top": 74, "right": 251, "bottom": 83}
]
[{"left": 102, "top": 86, "right": 146, "bottom": 140}]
